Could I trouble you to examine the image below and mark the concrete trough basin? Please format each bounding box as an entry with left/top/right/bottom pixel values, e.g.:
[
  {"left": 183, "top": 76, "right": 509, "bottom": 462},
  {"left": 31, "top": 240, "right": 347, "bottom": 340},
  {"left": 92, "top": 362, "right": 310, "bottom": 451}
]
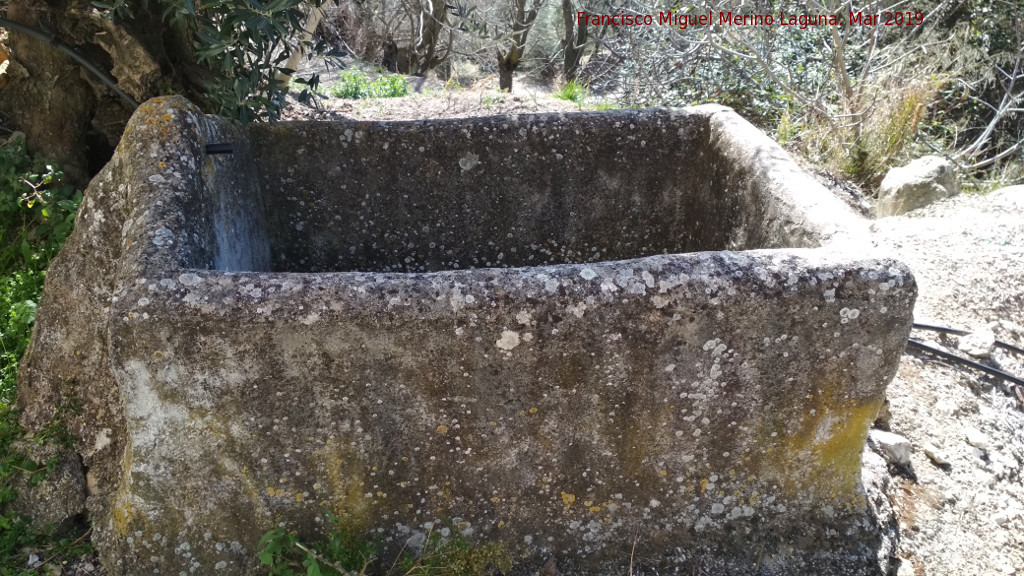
[{"left": 18, "top": 96, "right": 915, "bottom": 575}]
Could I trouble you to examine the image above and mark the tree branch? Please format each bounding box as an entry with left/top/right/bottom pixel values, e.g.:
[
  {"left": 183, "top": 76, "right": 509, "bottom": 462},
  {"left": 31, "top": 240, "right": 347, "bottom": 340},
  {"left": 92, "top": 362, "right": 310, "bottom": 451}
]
[{"left": 0, "top": 16, "right": 139, "bottom": 108}]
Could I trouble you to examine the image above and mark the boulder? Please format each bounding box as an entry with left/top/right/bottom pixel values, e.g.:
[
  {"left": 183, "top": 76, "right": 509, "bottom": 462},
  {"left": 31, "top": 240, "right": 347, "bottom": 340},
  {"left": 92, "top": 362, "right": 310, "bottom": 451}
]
[
  {"left": 867, "top": 429, "right": 913, "bottom": 467},
  {"left": 959, "top": 327, "right": 996, "bottom": 358},
  {"left": 876, "top": 156, "right": 961, "bottom": 217},
  {"left": 4, "top": 441, "right": 86, "bottom": 534},
  {"left": 990, "top": 185, "right": 1024, "bottom": 202}
]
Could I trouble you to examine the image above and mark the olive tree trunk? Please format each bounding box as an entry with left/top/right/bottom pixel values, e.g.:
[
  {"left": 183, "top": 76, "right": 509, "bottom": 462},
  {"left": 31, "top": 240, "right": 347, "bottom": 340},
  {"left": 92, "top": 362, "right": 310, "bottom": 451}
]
[
  {"left": 0, "top": 1, "right": 199, "bottom": 185},
  {"left": 496, "top": 0, "right": 541, "bottom": 92}
]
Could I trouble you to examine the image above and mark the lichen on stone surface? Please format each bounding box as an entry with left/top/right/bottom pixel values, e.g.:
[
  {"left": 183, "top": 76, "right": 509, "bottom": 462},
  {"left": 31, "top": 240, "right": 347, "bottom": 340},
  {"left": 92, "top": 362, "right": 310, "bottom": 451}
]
[{"left": 17, "top": 96, "right": 915, "bottom": 576}]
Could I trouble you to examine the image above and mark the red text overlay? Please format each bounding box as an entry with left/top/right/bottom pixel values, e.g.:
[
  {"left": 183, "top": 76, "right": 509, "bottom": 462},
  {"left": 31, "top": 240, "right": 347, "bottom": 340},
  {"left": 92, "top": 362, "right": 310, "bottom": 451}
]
[{"left": 576, "top": 10, "right": 926, "bottom": 30}]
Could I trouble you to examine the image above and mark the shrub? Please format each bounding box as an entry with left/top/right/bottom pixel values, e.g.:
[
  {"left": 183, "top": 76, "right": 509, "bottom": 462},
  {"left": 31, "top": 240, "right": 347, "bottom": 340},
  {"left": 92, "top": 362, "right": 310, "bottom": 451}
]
[
  {"left": 0, "top": 137, "right": 79, "bottom": 406},
  {"left": 330, "top": 71, "right": 410, "bottom": 100},
  {"left": 555, "top": 80, "right": 587, "bottom": 105},
  {"left": 0, "top": 136, "right": 87, "bottom": 575},
  {"left": 330, "top": 70, "right": 372, "bottom": 99},
  {"left": 368, "top": 74, "right": 410, "bottom": 99}
]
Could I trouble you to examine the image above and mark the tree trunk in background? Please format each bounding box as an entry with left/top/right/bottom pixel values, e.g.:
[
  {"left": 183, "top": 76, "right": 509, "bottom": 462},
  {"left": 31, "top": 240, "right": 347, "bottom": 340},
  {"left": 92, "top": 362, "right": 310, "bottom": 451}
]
[
  {"left": 561, "top": 0, "right": 587, "bottom": 81},
  {"left": 415, "top": 0, "right": 450, "bottom": 76},
  {"left": 498, "top": 59, "right": 515, "bottom": 91},
  {"left": 0, "top": 1, "right": 196, "bottom": 186},
  {"left": 278, "top": 4, "right": 325, "bottom": 86},
  {"left": 496, "top": 0, "right": 540, "bottom": 93}
]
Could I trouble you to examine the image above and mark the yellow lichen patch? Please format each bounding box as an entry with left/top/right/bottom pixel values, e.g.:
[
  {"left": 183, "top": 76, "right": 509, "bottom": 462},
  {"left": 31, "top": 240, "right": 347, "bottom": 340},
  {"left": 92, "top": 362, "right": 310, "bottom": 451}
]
[
  {"left": 319, "top": 444, "right": 371, "bottom": 529},
  {"left": 265, "top": 487, "right": 286, "bottom": 497},
  {"left": 805, "top": 400, "right": 882, "bottom": 499},
  {"left": 490, "top": 497, "right": 502, "bottom": 504},
  {"left": 589, "top": 506, "right": 602, "bottom": 514},
  {"left": 700, "top": 478, "right": 709, "bottom": 494},
  {"left": 111, "top": 499, "right": 137, "bottom": 537},
  {"left": 528, "top": 407, "right": 538, "bottom": 414},
  {"left": 436, "top": 424, "right": 449, "bottom": 435},
  {"left": 561, "top": 492, "right": 576, "bottom": 507},
  {"left": 497, "top": 520, "right": 505, "bottom": 528},
  {"left": 112, "top": 448, "right": 137, "bottom": 536},
  {"left": 762, "top": 394, "right": 884, "bottom": 504}
]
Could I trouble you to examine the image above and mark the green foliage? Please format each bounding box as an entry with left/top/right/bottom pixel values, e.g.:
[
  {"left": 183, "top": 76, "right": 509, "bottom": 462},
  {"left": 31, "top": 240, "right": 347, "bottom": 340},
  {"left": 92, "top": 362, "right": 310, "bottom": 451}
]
[
  {"left": 368, "top": 74, "right": 411, "bottom": 99},
  {"left": 91, "top": 0, "right": 338, "bottom": 122},
  {"left": 329, "top": 71, "right": 371, "bottom": 99},
  {"left": 258, "top": 516, "right": 511, "bottom": 576},
  {"left": 0, "top": 138, "right": 80, "bottom": 407},
  {"left": 0, "top": 139, "right": 87, "bottom": 575},
  {"left": 259, "top": 512, "right": 377, "bottom": 576},
  {"left": 589, "top": 99, "right": 623, "bottom": 111},
  {"left": 396, "top": 525, "right": 511, "bottom": 576},
  {"left": 0, "top": 269, "right": 41, "bottom": 407},
  {"left": 554, "top": 80, "right": 587, "bottom": 106},
  {"left": 0, "top": 139, "right": 79, "bottom": 273},
  {"left": 329, "top": 71, "right": 410, "bottom": 100}
]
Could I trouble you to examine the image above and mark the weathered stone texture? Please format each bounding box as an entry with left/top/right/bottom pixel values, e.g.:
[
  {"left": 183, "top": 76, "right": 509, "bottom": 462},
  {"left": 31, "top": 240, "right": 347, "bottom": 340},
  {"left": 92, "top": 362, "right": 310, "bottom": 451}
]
[
  {"left": 876, "top": 155, "right": 961, "bottom": 217},
  {"left": 18, "top": 97, "right": 915, "bottom": 575}
]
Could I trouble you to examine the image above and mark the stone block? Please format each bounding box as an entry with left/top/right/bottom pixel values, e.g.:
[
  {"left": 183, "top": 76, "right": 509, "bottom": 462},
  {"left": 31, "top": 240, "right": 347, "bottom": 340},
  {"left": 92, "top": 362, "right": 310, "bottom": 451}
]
[
  {"left": 18, "top": 97, "right": 916, "bottom": 575},
  {"left": 876, "top": 156, "right": 960, "bottom": 217}
]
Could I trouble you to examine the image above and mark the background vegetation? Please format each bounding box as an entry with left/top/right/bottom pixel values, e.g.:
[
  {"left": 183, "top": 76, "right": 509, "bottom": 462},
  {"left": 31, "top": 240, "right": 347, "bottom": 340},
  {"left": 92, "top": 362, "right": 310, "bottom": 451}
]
[
  {"left": 320, "top": 0, "right": 1022, "bottom": 188},
  {"left": 1, "top": 0, "right": 1020, "bottom": 189},
  {"left": 0, "top": 136, "right": 87, "bottom": 574}
]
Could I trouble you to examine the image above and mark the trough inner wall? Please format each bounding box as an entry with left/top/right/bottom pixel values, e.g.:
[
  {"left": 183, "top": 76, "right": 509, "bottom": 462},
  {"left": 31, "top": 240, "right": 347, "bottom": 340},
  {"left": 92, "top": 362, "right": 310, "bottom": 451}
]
[{"left": 247, "top": 110, "right": 755, "bottom": 274}]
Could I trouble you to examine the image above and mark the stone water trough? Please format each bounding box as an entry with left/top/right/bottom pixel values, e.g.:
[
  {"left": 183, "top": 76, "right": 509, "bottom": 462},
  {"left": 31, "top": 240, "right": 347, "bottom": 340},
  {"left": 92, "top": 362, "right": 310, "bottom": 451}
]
[{"left": 17, "top": 96, "right": 915, "bottom": 575}]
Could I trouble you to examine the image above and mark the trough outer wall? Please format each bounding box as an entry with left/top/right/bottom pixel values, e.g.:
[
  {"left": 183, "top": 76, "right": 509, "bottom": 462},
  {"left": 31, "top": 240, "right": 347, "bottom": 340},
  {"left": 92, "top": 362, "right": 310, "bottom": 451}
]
[{"left": 16, "top": 97, "right": 916, "bottom": 575}]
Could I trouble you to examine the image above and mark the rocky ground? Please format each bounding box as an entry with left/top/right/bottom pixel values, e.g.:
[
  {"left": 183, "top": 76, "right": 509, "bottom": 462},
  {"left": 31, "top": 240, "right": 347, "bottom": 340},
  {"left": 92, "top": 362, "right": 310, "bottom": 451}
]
[{"left": 868, "top": 188, "right": 1024, "bottom": 576}]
